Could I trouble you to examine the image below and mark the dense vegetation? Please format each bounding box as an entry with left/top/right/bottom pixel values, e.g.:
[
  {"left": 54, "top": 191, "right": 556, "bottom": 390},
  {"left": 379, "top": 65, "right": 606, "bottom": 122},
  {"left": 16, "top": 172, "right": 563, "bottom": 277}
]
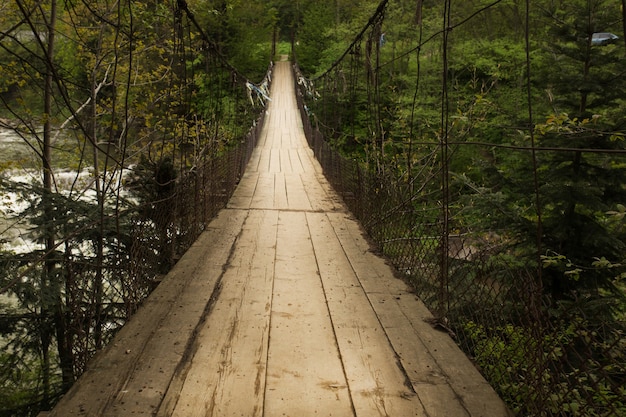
[
  {"left": 0, "top": 0, "right": 625, "bottom": 415},
  {"left": 295, "top": 0, "right": 626, "bottom": 297}
]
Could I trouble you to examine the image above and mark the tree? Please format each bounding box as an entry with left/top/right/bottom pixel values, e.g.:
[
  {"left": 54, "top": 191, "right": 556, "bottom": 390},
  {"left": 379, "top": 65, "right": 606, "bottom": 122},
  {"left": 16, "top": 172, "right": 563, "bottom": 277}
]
[
  {"left": 0, "top": 0, "right": 179, "bottom": 412},
  {"left": 530, "top": 0, "right": 626, "bottom": 303},
  {"left": 449, "top": 0, "right": 626, "bottom": 307},
  {"left": 294, "top": 2, "right": 334, "bottom": 73}
]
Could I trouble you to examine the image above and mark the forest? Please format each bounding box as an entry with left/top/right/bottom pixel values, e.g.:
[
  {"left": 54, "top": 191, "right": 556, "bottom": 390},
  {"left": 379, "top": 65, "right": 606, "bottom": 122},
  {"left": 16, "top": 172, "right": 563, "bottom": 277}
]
[{"left": 0, "top": 0, "right": 625, "bottom": 416}]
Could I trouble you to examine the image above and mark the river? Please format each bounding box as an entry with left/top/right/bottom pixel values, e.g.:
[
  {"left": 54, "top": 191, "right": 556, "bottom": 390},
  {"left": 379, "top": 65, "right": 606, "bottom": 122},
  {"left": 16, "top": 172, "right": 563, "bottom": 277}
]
[{"left": 0, "top": 126, "right": 104, "bottom": 254}]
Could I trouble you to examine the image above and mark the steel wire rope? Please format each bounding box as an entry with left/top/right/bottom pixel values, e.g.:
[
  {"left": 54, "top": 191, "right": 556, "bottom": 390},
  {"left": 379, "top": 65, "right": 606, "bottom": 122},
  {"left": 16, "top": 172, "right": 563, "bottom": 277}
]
[
  {"left": 523, "top": 0, "right": 548, "bottom": 409},
  {"left": 365, "top": 32, "right": 375, "bottom": 171},
  {"left": 349, "top": 48, "right": 364, "bottom": 217},
  {"left": 378, "top": 0, "right": 507, "bottom": 70},
  {"left": 175, "top": 0, "right": 268, "bottom": 87},
  {"left": 199, "top": 51, "right": 220, "bottom": 159},
  {"left": 113, "top": 0, "right": 134, "bottom": 254},
  {"left": 97, "top": 1, "right": 126, "bottom": 197},
  {"left": 211, "top": 51, "right": 224, "bottom": 154},
  {"left": 447, "top": 142, "right": 626, "bottom": 154},
  {"left": 173, "top": 0, "right": 193, "bottom": 246},
  {"left": 349, "top": 44, "right": 359, "bottom": 149},
  {"left": 371, "top": 12, "right": 385, "bottom": 173},
  {"left": 156, "top": 9, "right": 177, "bottom": 164},
  {"left": 176, "top": 2, "right": 192, "bottom": 170},
  {"left": 525, "top": 1, "right": 625, "bottom": 415},
  {"left": 438, "top": 0, "right": 452, "bottom": 317},
  {"left": 407, "top": 3, "right": 424, "bottom": 190},
  {"left": 311, "top": 0, "right": 389, "bottom": 82}
]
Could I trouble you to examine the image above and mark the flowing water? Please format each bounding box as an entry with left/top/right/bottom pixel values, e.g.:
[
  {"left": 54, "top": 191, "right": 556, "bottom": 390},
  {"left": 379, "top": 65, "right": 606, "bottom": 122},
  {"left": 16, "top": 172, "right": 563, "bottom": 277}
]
[
  {"left": 1, "top": 126, "right": 109, "bottom": 313},
  {"left": 0, "top": 127, "right": 101, "bottom": 253}
]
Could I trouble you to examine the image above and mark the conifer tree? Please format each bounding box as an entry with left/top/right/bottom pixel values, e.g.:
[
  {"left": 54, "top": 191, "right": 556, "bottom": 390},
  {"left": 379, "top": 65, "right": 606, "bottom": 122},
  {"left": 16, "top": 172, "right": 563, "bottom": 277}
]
[{"left": 532, "top": 0, "right": 626, "bottom": 304}]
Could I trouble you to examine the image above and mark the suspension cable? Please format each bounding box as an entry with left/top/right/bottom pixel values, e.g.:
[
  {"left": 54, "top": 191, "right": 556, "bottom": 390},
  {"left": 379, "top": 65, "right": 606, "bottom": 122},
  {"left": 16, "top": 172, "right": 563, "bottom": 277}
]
[
  {"left": 379, "top": 0, "right": 506, "bottom": 69},
  {"left": 175, "top": 0, "right": 265, "bottom": 85},
  {"left": 312, "top": 0, "right": 389, "bottom": 81},
  {"left": 439, "top": 0, "right": 452, "bottom": 317}
]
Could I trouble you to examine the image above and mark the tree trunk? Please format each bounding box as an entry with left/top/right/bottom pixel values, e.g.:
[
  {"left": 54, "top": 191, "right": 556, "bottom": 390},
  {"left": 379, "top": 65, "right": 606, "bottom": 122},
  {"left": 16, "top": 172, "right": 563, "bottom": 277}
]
[
  {"left": 622, "top": 0, "right": 626, "bottom": 50},
  {"left": 41, "top": 0, "right": 59, "bottom": 405},
  {"left": 91, "top": 41, "right": 105, "bottom": 351}
]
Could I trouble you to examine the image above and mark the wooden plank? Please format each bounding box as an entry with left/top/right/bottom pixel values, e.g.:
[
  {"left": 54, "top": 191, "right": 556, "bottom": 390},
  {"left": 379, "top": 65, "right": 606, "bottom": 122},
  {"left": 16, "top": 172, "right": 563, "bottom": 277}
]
[
  {"left": 288, "top": 148, "right": 304, "bottom": 173},
  {"left": 159, "top": 209, "right": 278, "bottom": 417},
  {"left": 228, "top": 171, "right": 258, "bottom": 209},
  {"left": 247, "top": 143, "right": 264, "bottom": 172},
  {"left": 257, "top": 113, "right": 270, "bottom": 149},
  {"left": 284, "top": 174, "right": 312, "bottom": 211},
  {"left": 295, "top": 145, "right": 323, "bottom": 175},
  {"left": 308, "top": 212, "right": 427, "bottom": 417},
  {"left": 48, "top": 209, "right": 248, "bottom": 417},
  {"left": 256, "top": 147, "right": 271, "bottom": 173},
  {"left": 264, "top": 210, "right": 354, "bottom": 416},
  {"left": 279, "top": 147, "right": 292, "bottom": 172},
  {"left": 273, "top": 172, "right": 288, "bottom": 210},
  {"left": 326, "top": 211, "right": 512, "bottom": 417},
  {"left": 268, "top": 148, "right": 281, "bottom": 172},
  {"left": 250, "top": 173, "right": 275, "bottom": 210},
  {"left": 301, "top": 170, "right": 343, "bottom": 212}
]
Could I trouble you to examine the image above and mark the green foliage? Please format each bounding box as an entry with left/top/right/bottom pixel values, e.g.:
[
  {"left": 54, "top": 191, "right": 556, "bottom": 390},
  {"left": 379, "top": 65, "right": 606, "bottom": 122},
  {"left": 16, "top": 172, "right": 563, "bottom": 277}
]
[
  {"left": 294, "top": 3, "right": 334, "bottom": 73},
  {"left": 193, "top": 0, "right": 274, "bottom": 80},
  {"left": 463, "top": 319, "right": 626, "bottom": 416},
  {"left": 0, "top": 351, "right": 62, "bottom": 417},
  {"left": 537, "top": 0, "right": 624, "bottom": 116},
  {"left": 449, "top": 38, "right": 527, "bottom": 85}
]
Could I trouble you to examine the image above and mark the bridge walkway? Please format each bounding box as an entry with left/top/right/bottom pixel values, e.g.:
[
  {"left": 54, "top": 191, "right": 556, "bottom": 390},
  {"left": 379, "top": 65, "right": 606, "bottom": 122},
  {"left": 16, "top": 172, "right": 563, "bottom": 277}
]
[{"left": 46, "top": 61, "right": 510, "bottom": 417}]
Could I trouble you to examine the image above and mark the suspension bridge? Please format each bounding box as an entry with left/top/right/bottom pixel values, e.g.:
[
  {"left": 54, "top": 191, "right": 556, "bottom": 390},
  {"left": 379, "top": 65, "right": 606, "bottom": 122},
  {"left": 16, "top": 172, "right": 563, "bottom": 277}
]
[
  {"left": 4, "top": 0, "right": 623, "bottom": 415},
  {"left": 43, "top": 59, "right": 510, "bottom": 417}
]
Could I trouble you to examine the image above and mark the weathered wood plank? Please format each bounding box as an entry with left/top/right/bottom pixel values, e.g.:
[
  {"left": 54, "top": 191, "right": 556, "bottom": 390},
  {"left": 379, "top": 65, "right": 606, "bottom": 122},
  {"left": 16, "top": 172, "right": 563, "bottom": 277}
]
[
  {"left": 301, "top": 169, "right": 343, "bottom": 212},
  {"left": 268, "top": 148, "right": 281, "bottom": 173},
  {"left": 325, "top": 211, "right": 512, "bottom": 417},
  {"left": 265, "top": 210, "right": 354, "bottom": 416},
  {"left": 159, "top": 209, "right": 277, "bottom": 417},
  {"left": 284, "top": 174, "right": 312, "bottom": 211},
  {"left": 228, "top": 171, "right": 258, "bottom": 209},
  {"left": 273, "top": 172, "right": 288, "bottom": 210},
  {"left": 308, "top": 211, "right": 427, "bottom": 417},
  {"left": 250, "top": 172, "right": 275, "bottom": 210},
  {"left": 47, "top": 209, "right": 248, "bottom": 417},
  {"left": 279, "top": 146, "right": 292, "bottom": 172},
  {"left": 288, "top": 148, "right": 304, "bottom": 173}
]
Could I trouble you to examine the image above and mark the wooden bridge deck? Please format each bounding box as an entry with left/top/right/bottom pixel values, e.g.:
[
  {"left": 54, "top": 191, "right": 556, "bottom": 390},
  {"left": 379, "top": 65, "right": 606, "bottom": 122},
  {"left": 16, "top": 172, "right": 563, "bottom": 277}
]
[{"left": 46, "top": 61, "right": 510, "bottom": 417}]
